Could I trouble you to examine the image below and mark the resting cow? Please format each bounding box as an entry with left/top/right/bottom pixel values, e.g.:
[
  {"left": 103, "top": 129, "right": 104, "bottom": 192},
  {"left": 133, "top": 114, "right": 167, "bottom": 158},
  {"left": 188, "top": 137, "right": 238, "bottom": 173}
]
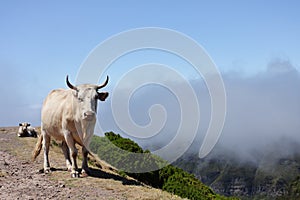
[
  {"left": 18, "top": 122, "right": 37, "bottom": 137},
  {"left": 33, "top": 75, "right": 109, "bottom": 177}
]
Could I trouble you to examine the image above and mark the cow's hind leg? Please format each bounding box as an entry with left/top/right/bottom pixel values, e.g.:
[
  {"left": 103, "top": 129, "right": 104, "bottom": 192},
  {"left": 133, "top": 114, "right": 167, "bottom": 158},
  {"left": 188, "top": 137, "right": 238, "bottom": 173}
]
[
  {"left": 42, "top": 130, "right": 51, "bottom": 173},
  {"left": 61, "top": 141, "right": 72, "bottom": 172},
  {"left": 64, "top": 131, "right": 79, "bottom": 178}
]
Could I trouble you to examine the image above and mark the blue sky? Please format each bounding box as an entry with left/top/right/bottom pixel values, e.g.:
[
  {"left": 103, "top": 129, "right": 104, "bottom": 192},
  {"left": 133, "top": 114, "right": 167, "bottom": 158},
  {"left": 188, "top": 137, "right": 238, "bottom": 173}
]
[{"left": 0, "top": 0, "right": 299, "bottom": 128}]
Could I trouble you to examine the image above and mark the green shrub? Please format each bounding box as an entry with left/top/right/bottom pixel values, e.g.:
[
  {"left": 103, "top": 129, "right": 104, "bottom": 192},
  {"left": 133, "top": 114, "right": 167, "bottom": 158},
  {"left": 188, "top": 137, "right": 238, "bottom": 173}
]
[{"left": 90, "top": 132, "right": 237, "bottom": 200}]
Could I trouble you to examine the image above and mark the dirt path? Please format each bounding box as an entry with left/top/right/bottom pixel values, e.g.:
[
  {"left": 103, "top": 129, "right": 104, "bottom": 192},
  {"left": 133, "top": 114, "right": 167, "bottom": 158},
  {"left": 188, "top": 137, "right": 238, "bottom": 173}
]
[{"left": 0, "top": 127, "right": 183, "bottom": 200}]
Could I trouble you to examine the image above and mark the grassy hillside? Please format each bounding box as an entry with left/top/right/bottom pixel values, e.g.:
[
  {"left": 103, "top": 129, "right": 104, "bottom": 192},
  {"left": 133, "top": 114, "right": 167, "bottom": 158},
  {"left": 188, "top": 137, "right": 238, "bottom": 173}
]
[{"left": 90, "top": 132, "right": 238, "bottom": 200}]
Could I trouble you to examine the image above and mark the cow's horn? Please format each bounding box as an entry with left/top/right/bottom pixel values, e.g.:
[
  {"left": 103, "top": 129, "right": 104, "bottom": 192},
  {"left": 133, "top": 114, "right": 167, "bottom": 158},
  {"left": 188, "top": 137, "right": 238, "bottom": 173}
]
[
  {"left": 96, "top": 76, "right": 109, "bottom": 90},
  {"left": 66, "top": 75, "right": 77, "bottom": 90}
]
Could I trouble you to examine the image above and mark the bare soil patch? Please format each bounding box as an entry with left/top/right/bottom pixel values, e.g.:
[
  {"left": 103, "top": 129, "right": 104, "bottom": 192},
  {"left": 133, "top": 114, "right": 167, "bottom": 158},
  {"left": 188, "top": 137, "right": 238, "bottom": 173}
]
[{"left": 0, "top": 127, "right": 183, "bottom": 200}]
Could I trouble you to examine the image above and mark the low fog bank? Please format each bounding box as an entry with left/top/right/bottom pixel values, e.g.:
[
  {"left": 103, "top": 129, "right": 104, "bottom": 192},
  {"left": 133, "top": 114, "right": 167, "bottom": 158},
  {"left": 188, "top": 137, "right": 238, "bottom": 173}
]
[
  {"left": 99, "top": 59, "right": 300, "bottom": 163},
  {"left": 214, "top": 59, "right": 300, "bottom": 162}
]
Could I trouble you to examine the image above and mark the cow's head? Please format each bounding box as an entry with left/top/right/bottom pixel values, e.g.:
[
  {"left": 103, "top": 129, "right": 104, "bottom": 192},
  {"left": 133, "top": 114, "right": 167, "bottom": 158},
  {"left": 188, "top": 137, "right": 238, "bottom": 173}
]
[
  {"left": 66, "top": 76, "right": 109, "bottom": 121},
  {"left": 18, "top": 122, "right": 30, "bottom": 136},
  {"left": 19, "top": 122, "right": 30, "bottom": 129}
]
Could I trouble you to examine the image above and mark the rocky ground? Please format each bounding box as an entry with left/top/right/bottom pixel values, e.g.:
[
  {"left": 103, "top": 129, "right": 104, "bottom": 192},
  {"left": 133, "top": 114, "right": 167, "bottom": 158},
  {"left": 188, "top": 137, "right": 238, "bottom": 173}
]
[{"left": 0, "top": 127, "right": 183, "bottom": 200}]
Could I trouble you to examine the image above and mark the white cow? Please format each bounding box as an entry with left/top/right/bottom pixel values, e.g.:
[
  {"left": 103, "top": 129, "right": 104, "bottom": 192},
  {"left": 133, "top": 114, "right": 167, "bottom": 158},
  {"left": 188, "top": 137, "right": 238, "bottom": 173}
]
[
  {"left": 33, "top": 75, "right": 109, "bottom": 177},
  {"left": 18, "top": 122, "right": 37, "bottom": 137}
]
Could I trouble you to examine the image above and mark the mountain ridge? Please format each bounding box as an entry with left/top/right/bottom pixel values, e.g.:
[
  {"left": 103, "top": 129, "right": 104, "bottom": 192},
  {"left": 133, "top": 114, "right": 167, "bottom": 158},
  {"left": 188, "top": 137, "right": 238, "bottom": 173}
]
[{"left": 174, "top": 140, "right": 300, "bottom": 199}]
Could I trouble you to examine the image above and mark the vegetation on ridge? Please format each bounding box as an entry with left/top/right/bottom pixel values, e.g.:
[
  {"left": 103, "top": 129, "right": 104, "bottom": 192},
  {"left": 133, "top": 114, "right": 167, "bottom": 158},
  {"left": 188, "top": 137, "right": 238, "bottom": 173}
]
[{"left": 90, "top": 132, "right": 238, "bottom": 200}]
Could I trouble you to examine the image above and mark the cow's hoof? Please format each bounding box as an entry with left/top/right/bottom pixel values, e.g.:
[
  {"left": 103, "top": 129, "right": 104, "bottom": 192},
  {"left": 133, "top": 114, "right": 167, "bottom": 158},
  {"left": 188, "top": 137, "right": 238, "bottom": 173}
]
[
  {"left": 66, "top": 165, "right": 72, "bottom": 172},
  {"left": 44, "top": 168, "right": 51, "bottom": 174},
  {"left": 81, "top": 169, "right": 90, "bottom": 177},
  {"left": 71, "top": 171, "right": 80, "bottom": 178},
  {"left": 81, "top": 167, "right": 91, "bottom": 175}
]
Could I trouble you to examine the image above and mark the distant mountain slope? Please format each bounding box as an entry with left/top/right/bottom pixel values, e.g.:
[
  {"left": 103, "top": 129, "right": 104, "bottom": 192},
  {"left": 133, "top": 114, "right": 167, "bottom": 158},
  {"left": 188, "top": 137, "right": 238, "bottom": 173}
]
[{"left": 174, "top": 141, "right": 300, "bottom": 200}]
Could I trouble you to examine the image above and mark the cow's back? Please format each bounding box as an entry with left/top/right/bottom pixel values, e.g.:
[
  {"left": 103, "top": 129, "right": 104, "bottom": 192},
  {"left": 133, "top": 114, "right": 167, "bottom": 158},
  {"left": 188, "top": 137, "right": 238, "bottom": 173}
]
[{"left": 41, "top": 89, "right": 74, "bottom": 140}]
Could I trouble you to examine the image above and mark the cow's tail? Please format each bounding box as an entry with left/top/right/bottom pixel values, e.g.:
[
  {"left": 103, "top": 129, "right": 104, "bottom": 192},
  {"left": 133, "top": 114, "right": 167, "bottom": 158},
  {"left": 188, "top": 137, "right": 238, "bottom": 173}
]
[{"left": 32, "top": 134, "right": 43, "bottom": 161}]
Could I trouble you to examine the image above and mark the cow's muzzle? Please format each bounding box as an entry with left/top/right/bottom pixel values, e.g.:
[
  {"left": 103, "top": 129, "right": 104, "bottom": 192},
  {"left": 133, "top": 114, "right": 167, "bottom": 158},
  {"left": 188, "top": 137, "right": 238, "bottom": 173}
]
[{"left": 83, "top": 111, "right": 96, "bottom": 121}]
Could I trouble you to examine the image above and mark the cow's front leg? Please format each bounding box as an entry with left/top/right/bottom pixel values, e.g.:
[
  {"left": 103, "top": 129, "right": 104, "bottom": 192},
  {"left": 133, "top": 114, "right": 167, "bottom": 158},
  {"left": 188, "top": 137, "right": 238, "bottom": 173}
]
[
  {"left": 81, "top": 146, "right": 90, "bottom": 175},
  {"left": 61, "top": 141, "right": 72, "bottom": 172},
  {"left": 64, "top": 131, "right": 79, "bottom": 178}
]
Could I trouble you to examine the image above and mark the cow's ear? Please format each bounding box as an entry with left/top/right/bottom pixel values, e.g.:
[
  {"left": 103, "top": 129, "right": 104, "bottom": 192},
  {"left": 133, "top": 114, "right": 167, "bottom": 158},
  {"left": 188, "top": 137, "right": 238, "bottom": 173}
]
[
  {"left": 19, "top": 123, "right": 22, "bottom": 126},
  {"left": 97, "top": 92, "right": 109, "bottom": 101},
  {"left": 27, "top": 123, "right": 31, "bottom": 126}
]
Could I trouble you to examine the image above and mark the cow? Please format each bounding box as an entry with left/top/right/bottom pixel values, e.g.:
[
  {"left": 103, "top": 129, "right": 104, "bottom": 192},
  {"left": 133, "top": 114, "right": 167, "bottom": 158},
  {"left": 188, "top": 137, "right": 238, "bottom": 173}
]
[
  {"left": 32, "top": 75, "right": 109, "bottom": 177},
  {"left": 18, "top": 122, "right": 37, "bottom": 137}
]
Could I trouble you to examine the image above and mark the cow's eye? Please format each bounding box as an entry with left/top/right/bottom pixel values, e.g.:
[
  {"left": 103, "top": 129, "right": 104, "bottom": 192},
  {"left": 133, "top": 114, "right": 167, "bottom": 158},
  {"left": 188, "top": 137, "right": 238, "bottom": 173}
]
[{"left": 78, "top": 97, "right": 84, "bottom": 102}]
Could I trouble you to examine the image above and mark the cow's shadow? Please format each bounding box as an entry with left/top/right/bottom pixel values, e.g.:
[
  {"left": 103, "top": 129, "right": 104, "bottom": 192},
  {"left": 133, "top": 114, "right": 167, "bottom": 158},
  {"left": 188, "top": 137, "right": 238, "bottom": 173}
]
[
  {"left": 40, "top": 167, "right": 141, "bottom": 186},
  {"left": 87, "top": 167, "right": 142, "bottom": 186}
]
